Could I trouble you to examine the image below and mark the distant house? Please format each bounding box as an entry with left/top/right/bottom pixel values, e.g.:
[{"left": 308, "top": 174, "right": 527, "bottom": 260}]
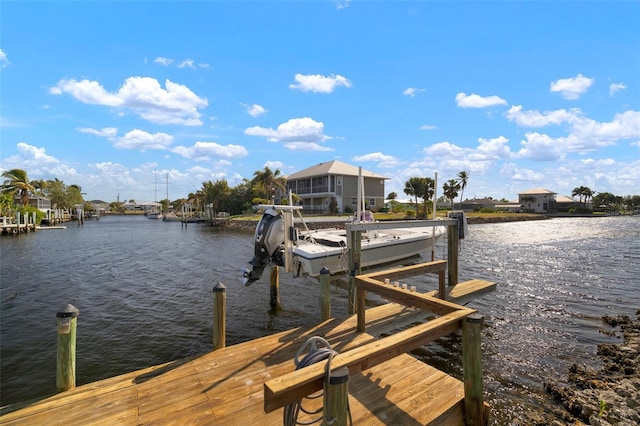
[
  {"left": 518, "top": 188, "right": 557, "bottom": 213},
  {"left": 124, "top": 201, "right": 162, "bottom": 212},
  {"left": 456, "top": 197, "right": 498, "bottom": 212},
  {"left": 556, "top": 195, "right": 578, "bottom": 212},
  {"left": 286, "top": 160, "right": 388, "bottom": 213},
  {"left": 15, "top": 195, "right": 52, "bottom": 213}
]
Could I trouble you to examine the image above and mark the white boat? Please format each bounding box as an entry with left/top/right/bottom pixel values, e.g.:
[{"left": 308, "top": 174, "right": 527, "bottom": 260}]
[
  {"left": 292, "top": 219, "right": 445, "bottom": 278},
  {"left": 147, "top": 211, "right": 163, "bottom": 220},
  {"left": 242, "top": 206, "right": 446, "bottom": 286}
]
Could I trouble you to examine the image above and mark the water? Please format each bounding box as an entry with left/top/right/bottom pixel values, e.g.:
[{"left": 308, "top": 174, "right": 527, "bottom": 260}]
[{"left": 1, "top": 215, "right": 638, "bottom": 424}]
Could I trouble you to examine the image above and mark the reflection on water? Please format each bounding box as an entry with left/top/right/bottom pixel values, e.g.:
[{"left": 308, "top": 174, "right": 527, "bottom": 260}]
[{"left": 1, "top": 215, "right": 638, "bottom": 424}]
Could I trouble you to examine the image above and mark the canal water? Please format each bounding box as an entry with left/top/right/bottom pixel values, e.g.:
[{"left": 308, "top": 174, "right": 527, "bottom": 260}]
[{"left": 1, "top": 215, "right": 638, "bottom": 424}]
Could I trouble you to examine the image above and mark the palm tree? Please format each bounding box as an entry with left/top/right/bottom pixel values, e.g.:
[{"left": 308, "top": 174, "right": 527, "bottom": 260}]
[
  {"left": 252, "top": 166, "right": 287, "bottom": 202},
  {"left": 443, "top": 179, "right": 461, "bottom": 210},
  {"left": 404, "top": 177, "right": 424, "bottom": 216},
  {"left": 1, "top": 168, "right": 34, "bottom": 207},
  {"left": 457, "top": 170, "right": 469, "bottom": 204}
]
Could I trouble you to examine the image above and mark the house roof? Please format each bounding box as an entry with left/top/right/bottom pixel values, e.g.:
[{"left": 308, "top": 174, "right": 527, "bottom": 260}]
[
  {"left": 286, "top": 160, "right": 388, "bottom": 180},
  {"left": 518, "top": 188, "right": 557, "bottom": 195},
  {"left": 556, "top": 195, "right": 577, "bottom": 203}
]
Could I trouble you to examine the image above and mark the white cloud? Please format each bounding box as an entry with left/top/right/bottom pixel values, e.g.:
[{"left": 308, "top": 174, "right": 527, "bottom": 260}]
[
  {"left": 77, "top": 127, "right": 118, "bottom": 137},
  {"left": 500, "top": 163, "right": 545, "bottom": 182},
  {"left": 474, "top": 136, "right": 512, "bottom": 160},
  {"left": 245, "top": 117, "right": 332, "bottom": 149},
  {"left": 0, "top": 142, "right": 79, "bottom": 181},
  {"left": 352, "top": 152, "right": 400, "bottom": 168},
  {"left": 550, "top": 73, "right": 593, "bottom": 100},
  {"left": 113, "top": 129, "right": 174, "bottom": 151},
  {"left": 403, "top": 87, "right": 425, "bottom": 97},
  {"left": 178, "top": 59, "right": 195, "bottom": 69},
  {"left": 336, "top": 0, "right": 351, "bottom": 10},
  {"left": 456, "top": 92, "right": 507, "bottom": 108},
  {"left": 0, "top": 48, "right": 9, "bottom": 68},
  {"left": 155, "top": 57, "right": 174, "bottom": 66},
  {"left": 609, "top": 82, "right": 626, "bottom": 96},
  {"left": 289, "top": 73, "right": 351, "bottom": 93},
  {"left": 50, "top": 76, "right": 208, "bottom": 126},
  {"left": 244, "top": 103, "right": 268, "bottom": 117},
  {"left": 516, "top": 132, "right": 566, "bottom": 161},
  {"left": 171, "top": 141, "right": 248, "bottom": 161},
  {"left": 505, "top": 105, "right": 580, "bottom": 127},
  {"left": 419, "top": 124, "right": 437, "bottom": 130},
  {"left": 16, "top": 142, "right": 59, "bottom": 164},
  {"left": 264, "top": 161, "right": 284, "bottom": 170}
]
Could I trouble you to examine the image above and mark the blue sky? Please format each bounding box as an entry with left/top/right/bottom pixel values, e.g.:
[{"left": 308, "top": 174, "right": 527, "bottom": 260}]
[{"left": 1, "top": 1, "right": 639, "bottom": 204}]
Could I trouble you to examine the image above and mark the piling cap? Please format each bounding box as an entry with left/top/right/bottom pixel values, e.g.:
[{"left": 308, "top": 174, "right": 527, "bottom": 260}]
[
  {"left": 319, "top": 266, "right": 330, "bottom": 275},
  {"left": 213, "top": 282, "right": 227, "bottom": 292},
  {"left": 56, "top": 304, "right": 80, "bottom": 318}
]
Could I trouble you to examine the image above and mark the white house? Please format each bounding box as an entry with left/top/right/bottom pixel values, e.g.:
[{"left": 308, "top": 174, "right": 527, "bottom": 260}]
[{"left": 518, "top": 188, "right": 557, "bottom": 213}]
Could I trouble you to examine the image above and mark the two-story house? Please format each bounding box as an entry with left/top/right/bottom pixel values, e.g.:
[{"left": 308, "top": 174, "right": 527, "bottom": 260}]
[
  {"left": 286, "top": 160, "right": 388, "bottom": 213},
  {"left": 518, "top": 188, "right": 557, "bottom": 213}
]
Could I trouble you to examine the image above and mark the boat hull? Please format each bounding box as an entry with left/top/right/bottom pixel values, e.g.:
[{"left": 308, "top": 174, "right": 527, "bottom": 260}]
[{"left": 292, "top": 226, "right": 445, "bottom": 277}]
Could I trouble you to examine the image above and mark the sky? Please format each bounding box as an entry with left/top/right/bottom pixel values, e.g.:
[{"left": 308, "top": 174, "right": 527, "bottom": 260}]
[{"left": 1, "top": 1, "right": 639, "bottom": 204}]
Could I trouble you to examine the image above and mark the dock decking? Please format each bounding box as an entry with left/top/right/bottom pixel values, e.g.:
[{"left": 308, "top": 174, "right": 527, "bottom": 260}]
[{"left": 1, "top": 301, "right": 476, "bottom": 425}]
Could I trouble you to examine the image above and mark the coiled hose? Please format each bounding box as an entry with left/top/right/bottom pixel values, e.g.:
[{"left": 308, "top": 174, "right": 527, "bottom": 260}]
[{"left": 283, "top": 336, "right": 351, "bottom": 426}]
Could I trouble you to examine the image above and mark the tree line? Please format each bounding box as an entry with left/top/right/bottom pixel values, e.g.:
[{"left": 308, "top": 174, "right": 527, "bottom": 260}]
[{"left": 2, "top": 167, "right": 638, "bottom": 219}]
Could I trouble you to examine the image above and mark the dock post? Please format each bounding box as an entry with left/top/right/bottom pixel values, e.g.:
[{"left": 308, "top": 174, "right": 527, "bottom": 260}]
[
  {"left": 447, "top": 222, "right": 459, "bottom": 286},
  {"left": 16, "top": 212, "right": 20, "bottom": 235},
  {"left": 56, "top": 304, "right": 80, "bottom": 392},
  {"left": 212, "top": 282, "right": 226, "bottom": 350},
  {"left": 270, "top": 265, "right": 280, "bottom": 309},
  {"left": 320, "top": 266, "right": 331, "bottom": 321},
  {"left": 347, "top": 229, "right": 361, "bottom": 315},
  {"left": 323, "top": 367, "right": 349, "bottom": 426},
  {"left": 463, "top": 313, "right": 486, "bottom": 426}
]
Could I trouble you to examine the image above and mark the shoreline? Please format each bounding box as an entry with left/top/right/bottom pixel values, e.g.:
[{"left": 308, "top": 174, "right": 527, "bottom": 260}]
[{"left": 543, "top": 311, "right": 640, "bottom": 425}]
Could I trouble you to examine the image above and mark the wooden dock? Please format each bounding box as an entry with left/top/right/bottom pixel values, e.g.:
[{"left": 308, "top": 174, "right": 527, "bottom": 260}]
[{"left": 1, "top": 274, "right": 495, "bottom": 425}]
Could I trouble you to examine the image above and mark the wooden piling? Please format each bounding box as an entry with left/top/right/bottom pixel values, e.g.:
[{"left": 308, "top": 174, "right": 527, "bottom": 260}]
[
  {"left": 323, "top": 367, "right": 349, "bottom": 426},
  {"left": 56, "top": 304, "right": 79, "bottom": 392},
  {"left": 462, "top": 313, "right": 486, "bottom": 426},
  {"left": 319, "top": 266, "right": 331, "bottom": 321},
  {"left": 270, "top": 265, "right": 280, "bottom": 309},
  {"left": 212, "top": 282, "right": 226, "bottom": 350},
  {"left": 447, "top": 221, "right": 459, "bottom": 286},
  {"left": 347, "top": 229, "right": 362, "bottom": 315}
]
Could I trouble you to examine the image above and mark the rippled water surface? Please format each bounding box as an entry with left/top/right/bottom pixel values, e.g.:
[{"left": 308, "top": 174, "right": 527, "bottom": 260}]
[{"left": 1, "top": 215, "right": 638, "bottom": 423}]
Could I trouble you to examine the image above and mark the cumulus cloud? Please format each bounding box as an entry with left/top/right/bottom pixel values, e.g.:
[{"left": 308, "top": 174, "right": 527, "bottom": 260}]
[
  {"left": 403, "top": 87, "right": 425, "bottom": 97},
  {"left": 50, "top": 76, "right": 208, "bottom": 126},
  {"left": 0, "top": 48, "right": 9, "bottom": 68},
  {"left": 500, "top": 163, "right": 545, "bottom": 182},
  {"left": 171, "top": 141, "right": 248, "bottom": 161},
  {"left": 352, "top": 152, "right": 400, "bottom": 168},
  {"left": 456, "top": 92, "right": 507, "bottom": 108},
  {"left": 550, "top": 73, "right": 593, "bottom": 100},
  {"left": 516, "top": 132, "right": 567, "bottom": 161},
  {"left": 244, "top": 103, "right": 268, "bottom": 117},
  {"left": 505, "top": 105, "right": 580, "bottom": 127},
  {"left": 113, "top": 129, "right": 174, "bottom": 151},
  {"left": 289, "top": 73, "right": 351, "bottom": 93},
  {"left": 609, "top": 82, "right": 626, "bottom": 96},
  {"left": 336, "top": 0, "right": 351, "bottom": 9},
  {"left": 245, "top": 117, "right": 332, "bottom": 151},
  {"left": 0, "top": 142, "right": 79, "bottom": 180},
  {"left": 508, "top": 107, "right": 640, "bottom": 155}
]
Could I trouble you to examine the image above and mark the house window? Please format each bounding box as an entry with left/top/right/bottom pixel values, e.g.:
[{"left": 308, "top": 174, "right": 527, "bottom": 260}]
[
  {"left": 337, "top": 176, "right": 342, "bottom": 185},
  {"left": 352, "top": 198, "right": 358, "bottom": 206},
  {"left": 369, "top": 198, "right": 376, "bottom": 207}
]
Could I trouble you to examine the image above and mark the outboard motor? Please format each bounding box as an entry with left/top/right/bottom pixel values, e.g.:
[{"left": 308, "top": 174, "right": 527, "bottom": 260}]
[{"left": 243, "top": 208, "right": 285, "bottom": 286}]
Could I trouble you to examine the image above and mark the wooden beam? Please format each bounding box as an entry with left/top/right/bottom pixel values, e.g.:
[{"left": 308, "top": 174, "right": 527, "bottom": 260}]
[
  {"left": 264, "top": 308, "right": 474, "bottom": 413},
  {"left": 358, "top": 260, "right": 447, "bottom": 283},
  {"left": 355, "top": 276, "right": 464, "bottom": 316}
]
